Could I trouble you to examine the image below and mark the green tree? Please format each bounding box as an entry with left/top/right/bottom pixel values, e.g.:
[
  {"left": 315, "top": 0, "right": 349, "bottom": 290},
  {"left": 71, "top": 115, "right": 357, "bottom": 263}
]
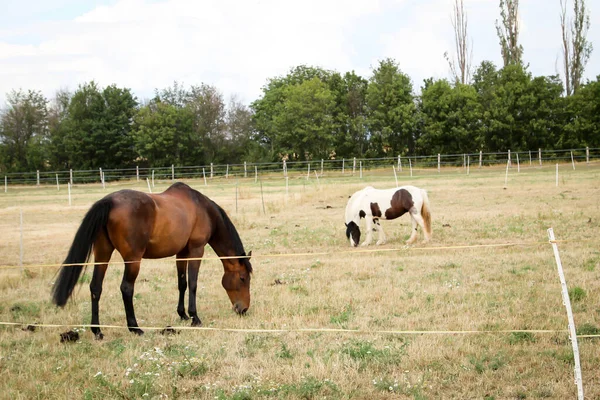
[
  {"left": 329, "top": 71, "right": 369, "bottom": 158},
  {"left": 417, "top": 79, "right": 481, "bottom": 154},
  {"left": 47, "top": 89, "right": 72, "bottom": 170},
  {"left": 186, "top": 84, "right": 227, "bottom": 164},
  {"left": 132, "top": 99, "right": 194, "bottom": 167},
  {"left": 561, "top": 76, "right": 600, "bottom": 148},
  {"left": 252, "top": 65, "right": 336, "bottom": 160},
  {"left": 272, "top": 77, "right": 335, "bottom": 160},
  {"left": 496, "top": 0, "right": 523, "bottom": 66},
  {"left": 61, "top": 82, "right": 137, "bottom": 169},
  {"left": 0, "top": 89, "right": 49, "bottom": 172},
  {"left": 366, "top": 59, "right": 416, "bottom": 156}
]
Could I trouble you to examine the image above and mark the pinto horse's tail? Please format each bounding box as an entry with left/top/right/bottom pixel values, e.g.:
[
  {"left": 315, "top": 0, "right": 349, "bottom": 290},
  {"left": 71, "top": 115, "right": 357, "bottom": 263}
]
[
  {"left": 420, "top": 189, "right": 432, "bottom": 241},
  {"left": 52, "top": 197, "right": 113, "bottom": 307}
]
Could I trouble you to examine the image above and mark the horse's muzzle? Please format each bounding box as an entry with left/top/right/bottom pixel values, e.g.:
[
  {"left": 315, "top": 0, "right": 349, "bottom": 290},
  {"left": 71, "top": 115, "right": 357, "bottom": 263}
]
[{"left": 234, "top": 303, "right": 248, "bottom": 315}]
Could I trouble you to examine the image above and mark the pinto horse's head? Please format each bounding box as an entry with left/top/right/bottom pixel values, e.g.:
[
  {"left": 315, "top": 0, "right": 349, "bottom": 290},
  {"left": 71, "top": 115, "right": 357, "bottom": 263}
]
[
  {"left": 221, "top": 251, "right": 252, "bottom": 315},
  {"left": 345, "top": 222, "right": 360, "bottom": 247}
]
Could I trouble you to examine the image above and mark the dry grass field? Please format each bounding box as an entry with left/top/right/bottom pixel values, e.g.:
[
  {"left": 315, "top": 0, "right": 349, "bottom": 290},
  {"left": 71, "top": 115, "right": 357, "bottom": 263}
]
[{"left": 0, "top": 162, "right": 599, "bottom": 399}]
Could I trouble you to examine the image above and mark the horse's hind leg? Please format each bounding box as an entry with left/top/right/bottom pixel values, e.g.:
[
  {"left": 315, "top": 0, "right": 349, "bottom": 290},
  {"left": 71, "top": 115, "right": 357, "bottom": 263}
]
[
  {"left": 121, "top": 259, "right": 143, "bottom": 335},
  {"left": 407, "top": 210, "right": 427, "bottom": 244},
  {"left": 90, "top": 234, "right": 114, "bottom": 340},
  {"left": 176, "top": 251, "right": 189, "bottom": 320}
]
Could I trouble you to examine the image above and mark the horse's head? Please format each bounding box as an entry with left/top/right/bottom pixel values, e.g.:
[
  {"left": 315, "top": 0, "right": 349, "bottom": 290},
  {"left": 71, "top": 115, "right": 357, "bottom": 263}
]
[
  {"left": 345, "top": 222, "right": 360, "bottom": 247},
  {"left": 222, "top": 251, "right": 252, "bottom": 315}
]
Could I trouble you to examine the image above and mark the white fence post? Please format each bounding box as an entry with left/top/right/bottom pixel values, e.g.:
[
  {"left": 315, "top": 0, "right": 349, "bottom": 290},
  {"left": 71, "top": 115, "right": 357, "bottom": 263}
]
[
  {"left": 19, "top": 209, "right": 24, "bottom": 273},
  {"left": 353, "top": 157, "right": 356, "bottom": 175},
  {"left": 479, "top": 150, "right": 482, "bottom": 168},
  {"left": 244, "top": 162, "right": 247, "bottom": 178},
  {"left": 146, "top": 178, "right": 152, "bottom": 193},
  {"left": 136, "top": 165, "right": 139, "bottom": 181},
  {"left": 585, "top": 147, "right": 589, "bottom": 165},
  {"left": 409, "top": 159, "right": 413, "bottom": 177},
  {"left": 571, "top": 151, "right": 575, "bottom": 170},
  {"left": 516, "top": 153, "right": 520, "bottom": 173},
  {"left": 69, "top": 169, "right": 73, "bottom": 185},
  {"left": 342, "top": 158, "right": 345, "bottom": 174},
  {"left": 508, "top": 149, "right": 511, "bottom": 167},
  {"left": 437, "top": 154, "right": 440, "bottom": 173},
  {"left": 539, "top": 148, "right": 542, "bottom": 166},
  {"left": 210, "top": 163, "right": 213, "bottom": 178},
  {"left": 547, "top": 228, "right": 585, "bottom": 400},
  {"left": 359, "top": 161, "right": 362, "bottom": 179},
  {"left": 36, "top": 170, "right": 40, "bottom": 186},
  {"left": 56, "top": 174, "right": 59, "bottom": 191},
  {"left": 321, "top": 159, "right": 324, "bottom": 175},
  {"left": 306, "top": 163, "right": 310, "bottom": 180},
  {"left": 203, "top": 168, "right": 207, "bottom": 186},
  {"left": 171, "top": 164, "right": 175, "bottom": 181}
]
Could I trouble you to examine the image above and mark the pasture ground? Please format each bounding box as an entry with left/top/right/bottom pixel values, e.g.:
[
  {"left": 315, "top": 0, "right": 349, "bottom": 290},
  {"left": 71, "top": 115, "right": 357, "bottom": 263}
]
[{"left": 0, "top": 163, "right": 599, "bottom": 399}]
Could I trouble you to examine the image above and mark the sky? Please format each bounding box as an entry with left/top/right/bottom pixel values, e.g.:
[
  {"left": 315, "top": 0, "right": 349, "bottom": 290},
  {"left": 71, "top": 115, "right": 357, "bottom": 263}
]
[{"left": 0, "top": 0, "right": 599, "bottom": 107}]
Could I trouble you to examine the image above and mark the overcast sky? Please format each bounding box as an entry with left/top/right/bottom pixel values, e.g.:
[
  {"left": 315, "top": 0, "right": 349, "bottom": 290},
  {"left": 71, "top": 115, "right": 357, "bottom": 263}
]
[{"left": 1, "top": 0, "right": 598, "bottom": 107}]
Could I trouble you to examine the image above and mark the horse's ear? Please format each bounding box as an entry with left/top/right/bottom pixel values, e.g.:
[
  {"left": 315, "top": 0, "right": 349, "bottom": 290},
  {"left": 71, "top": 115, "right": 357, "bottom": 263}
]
[
  {"left": 345, "top": 223, "right": 348, "bottom": 227},
  {"left": 247, "top": 250, "right": 252, "bottom": 260}
]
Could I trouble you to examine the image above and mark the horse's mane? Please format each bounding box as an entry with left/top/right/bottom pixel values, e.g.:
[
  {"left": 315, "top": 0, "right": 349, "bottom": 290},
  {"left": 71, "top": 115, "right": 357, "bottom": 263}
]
[{"left": 211, "top": 200, "right": 253, "bottom": 273}]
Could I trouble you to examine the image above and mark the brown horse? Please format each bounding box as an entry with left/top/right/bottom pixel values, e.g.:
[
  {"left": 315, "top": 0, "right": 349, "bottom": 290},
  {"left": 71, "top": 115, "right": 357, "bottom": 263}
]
[{"left": 52, "top": 182, "right": 252, "bottom": 339}]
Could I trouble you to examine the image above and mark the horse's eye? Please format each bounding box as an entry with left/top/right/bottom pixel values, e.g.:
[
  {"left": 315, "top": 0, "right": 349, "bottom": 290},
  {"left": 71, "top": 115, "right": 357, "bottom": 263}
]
[{"left": 240, "top": 276, "right": 246, "bottom": 283}]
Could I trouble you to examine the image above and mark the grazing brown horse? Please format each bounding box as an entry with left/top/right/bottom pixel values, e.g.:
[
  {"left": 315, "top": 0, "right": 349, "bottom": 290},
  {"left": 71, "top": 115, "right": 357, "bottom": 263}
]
[{"left": 52, "top": 182, "right": 252, "bottom": 339}]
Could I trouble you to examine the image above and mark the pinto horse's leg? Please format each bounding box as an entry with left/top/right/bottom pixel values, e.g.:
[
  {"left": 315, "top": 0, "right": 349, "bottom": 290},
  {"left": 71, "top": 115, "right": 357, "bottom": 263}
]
[
  {"left": 120, "top": 259, "right": 143, "bottom": 335},
  {"left": 176, "top": 251, "right": 189, "bottom": 320},
  {"left": 187, "top": 247, "right": 204, "bottom": 327},
  {"left": 361, "top": 216, "right": 374, "bottom": 246},
  {"left": 375, "top": 218, "right": 387, "bottom": 245},
  {"left": 410, "top": 210, "right": 429, "bottom": 243},
  {"left": 406, "top": 209, "right": 425, "bottom": 244},
  {"left": 90, "top": 234, "right": 114, "bottom": 340}
]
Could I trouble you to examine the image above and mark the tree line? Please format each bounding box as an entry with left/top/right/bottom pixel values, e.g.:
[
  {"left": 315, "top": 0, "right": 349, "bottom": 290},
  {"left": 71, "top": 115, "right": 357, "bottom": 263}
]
[{"left": 0, "top": 0, "right": 597, "bottom": 173}]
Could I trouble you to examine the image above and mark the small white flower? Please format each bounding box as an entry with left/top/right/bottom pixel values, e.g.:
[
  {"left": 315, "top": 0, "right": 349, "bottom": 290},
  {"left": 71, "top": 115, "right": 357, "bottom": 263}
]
[
  {"left": 129, "top": 379, "right": 134, "bottom": 384},
  {"left": 94, "top": 371, "right": 102, "bottom": 377}
]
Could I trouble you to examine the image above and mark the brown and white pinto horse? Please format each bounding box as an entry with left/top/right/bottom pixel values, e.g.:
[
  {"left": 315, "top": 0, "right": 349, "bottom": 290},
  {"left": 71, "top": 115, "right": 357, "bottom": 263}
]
[
  {"left": 52, "top": 182, "right": 252, "bottom": 339},
  {"left": 345, "top": 185, "right": 432, "bottom": 247}
]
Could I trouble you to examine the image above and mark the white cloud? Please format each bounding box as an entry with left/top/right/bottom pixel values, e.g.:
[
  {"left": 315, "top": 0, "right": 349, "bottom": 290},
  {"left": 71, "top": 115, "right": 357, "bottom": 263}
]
[{"left": 0, "top": 0, "right": 598, "bottom": 106}]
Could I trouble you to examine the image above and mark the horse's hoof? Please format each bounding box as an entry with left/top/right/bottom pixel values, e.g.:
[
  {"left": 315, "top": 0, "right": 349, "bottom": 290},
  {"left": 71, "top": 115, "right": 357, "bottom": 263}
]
[
  {"left": 191, "top": 318, "right": 202, "bottom": 327},
  {"left": 94, "top": 332, "right": 104, "bottom": 341},
  {"left": 129, "top": 328, "right": 144, "bottom": 336},
  {"left": 179, "top": 313, "right": 190, "bottom": 321}
]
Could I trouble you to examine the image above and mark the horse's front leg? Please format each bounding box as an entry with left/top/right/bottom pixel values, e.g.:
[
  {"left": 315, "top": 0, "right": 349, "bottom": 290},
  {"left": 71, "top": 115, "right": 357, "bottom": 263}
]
[
  {"left": 375, "top": 218, "right": 387, "bottom": 245},
  {"left": 187, "top": 258, "right": 202, "bottom": 327},
  {"left": 121, "top": 259, "right": 143, "bottom": 335},
  {"left": 175, "top": 253, "right": 189, "bottom": 320},
  {"left": 361, "top": 217, "right": 374, "bottom": 246}
]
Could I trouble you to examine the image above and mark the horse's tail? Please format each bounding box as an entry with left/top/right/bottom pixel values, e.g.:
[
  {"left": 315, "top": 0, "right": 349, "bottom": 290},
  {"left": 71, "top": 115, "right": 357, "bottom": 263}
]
[
  {"left": 52, "top": 197, "right": 113, "bottom": 307},
  {"left": 420, "top": 189, "right": 432, "bottom": 240}
]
